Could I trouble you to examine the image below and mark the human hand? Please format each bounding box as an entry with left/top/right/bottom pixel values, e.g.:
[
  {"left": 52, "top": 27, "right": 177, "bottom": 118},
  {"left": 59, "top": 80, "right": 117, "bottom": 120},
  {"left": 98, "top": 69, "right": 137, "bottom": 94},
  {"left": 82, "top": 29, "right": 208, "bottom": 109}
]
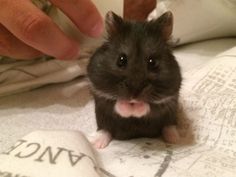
[
  {"left": 124, "top": 0, "right": 156, "bottom": 21},
  {"left": 0, "top": 0, "right": 103, "bottom": 60}
]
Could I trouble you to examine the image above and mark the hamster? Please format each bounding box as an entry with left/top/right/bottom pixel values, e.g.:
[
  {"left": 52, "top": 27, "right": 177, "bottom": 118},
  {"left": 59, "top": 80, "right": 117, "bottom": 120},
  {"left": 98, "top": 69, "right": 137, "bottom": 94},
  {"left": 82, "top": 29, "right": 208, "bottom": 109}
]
[{"left": 87, "top": 11, "right": 182, "bottom": 149}]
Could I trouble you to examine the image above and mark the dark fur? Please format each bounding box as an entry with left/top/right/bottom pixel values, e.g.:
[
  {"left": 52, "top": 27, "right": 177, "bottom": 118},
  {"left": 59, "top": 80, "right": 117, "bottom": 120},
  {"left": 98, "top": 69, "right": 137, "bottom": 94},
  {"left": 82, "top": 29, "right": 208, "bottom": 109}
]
[{"left": 87, "top": 12, "right": 182, "bottom": 140}]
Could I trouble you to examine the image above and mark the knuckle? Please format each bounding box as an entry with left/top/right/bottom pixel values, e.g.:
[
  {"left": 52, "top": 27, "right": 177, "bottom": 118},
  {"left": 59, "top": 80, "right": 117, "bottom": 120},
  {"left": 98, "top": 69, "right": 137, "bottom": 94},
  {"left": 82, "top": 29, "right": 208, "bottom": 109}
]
[
  {"left": 0, "top": 35, "right": 11, "bottom": 55},
  {"left": 57, "top": 44, "right": 79, "bottom": 60},
  {"left": 51, "top": 0, "right": 66, "bottom": 3},
  {"left": 0, "top": 0, "right": 10, "bottom": 16},
  {"left": 21, "top": 14, "right": 50, "bottom": 41},
  {"left": 0, "top": 0, "right": 8, "bottom": 7},
  {"left": 51, "top": 0, "right": 77, "bottom": 4},
  {"left": 19, "top": 51, "right": 42, "bottom": 60},
  {"left": 0, "top": 40, "right": 11, "bottom": 55}
]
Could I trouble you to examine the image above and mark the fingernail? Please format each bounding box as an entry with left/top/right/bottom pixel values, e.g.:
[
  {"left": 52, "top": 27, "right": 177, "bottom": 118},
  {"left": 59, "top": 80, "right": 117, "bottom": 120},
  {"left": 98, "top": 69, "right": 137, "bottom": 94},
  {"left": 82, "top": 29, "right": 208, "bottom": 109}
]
[
  {"left": 90, "top": 20, "right": 104, "bottom": 37},
  {"left": 71, "top": 49, "right": 80, "bottom": 60},
  {"left": 57, "top": 44, "right": 80, "bottom": 60}
]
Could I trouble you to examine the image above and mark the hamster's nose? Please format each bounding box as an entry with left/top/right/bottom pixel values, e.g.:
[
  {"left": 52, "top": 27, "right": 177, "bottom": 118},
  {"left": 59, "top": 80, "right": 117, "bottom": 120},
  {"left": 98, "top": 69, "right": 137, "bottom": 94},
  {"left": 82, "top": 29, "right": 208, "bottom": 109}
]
[{"left": 124, "top": 80, "right": 148, "bottom": 97}]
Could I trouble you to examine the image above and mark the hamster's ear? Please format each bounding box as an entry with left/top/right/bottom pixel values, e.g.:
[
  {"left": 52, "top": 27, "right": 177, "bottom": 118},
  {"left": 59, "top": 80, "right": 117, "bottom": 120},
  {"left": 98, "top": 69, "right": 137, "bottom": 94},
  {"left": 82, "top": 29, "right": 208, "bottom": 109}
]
[
  {"left": 154, "top": 11, "right": 173, "bottom": 40},
  {"left": 105, "top": 11, "right": 124, "bottom": 37}
]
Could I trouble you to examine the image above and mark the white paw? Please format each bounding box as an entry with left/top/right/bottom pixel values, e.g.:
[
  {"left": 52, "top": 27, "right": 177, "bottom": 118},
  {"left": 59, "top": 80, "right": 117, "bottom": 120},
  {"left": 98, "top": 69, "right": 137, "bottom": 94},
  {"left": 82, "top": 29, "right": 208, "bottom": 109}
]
[
  {"left": 162, "top": 125, "right": 180, "bottom": 144},
  {"left": 90, "top": 130, "right": 112, "bottom": 149}
]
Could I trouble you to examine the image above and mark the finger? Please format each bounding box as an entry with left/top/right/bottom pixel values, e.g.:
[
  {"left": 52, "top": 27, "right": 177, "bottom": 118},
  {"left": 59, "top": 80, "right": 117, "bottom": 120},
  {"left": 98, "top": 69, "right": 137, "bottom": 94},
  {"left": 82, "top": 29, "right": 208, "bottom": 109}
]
[
  {"left": 0, "top": 0, "right": 79, "bottom": 60},
  {"left": 124, "top": 0, "right": 156, "bottom": 21},
  {"left": 0, "top": 25, "right": 42, "bottom": 60},
  {"left": 50, "top": 0, "right": 103, "bottom": 37}
]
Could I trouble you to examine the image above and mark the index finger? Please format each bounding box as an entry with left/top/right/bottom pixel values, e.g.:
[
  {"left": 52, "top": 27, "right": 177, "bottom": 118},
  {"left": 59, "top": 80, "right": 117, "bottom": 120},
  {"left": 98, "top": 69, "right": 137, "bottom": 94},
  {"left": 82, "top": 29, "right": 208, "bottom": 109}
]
[
  {"left": 50, "top": 0, "right": 104, "bottom": 37},
  {"left": 0, "top": 0, "right": 80, "bottom": 60}
]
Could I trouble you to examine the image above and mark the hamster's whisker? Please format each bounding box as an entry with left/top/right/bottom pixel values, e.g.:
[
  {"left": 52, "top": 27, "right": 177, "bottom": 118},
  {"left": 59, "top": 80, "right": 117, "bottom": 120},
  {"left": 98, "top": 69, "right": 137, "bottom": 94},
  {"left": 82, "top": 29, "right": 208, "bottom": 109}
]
[
  {"left": 93, "top": 88, "right": 117, "bottom": 100},
  {"left": 164, "top": 99, "right": 176, "bottom": 113},
  {"left": 149, "top": 92, "right": 164, "bottom": 100},
  {"left": 151, "top": 94, "right": 176, "bottom": 105},
  {"left": 89, "top": 83, "right": 118, "bottom": 101}
]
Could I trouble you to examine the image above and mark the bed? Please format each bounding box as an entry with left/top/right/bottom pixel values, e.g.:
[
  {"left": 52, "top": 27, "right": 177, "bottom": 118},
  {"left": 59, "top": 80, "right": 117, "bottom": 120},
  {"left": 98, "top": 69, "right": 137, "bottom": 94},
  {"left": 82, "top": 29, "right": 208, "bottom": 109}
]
[
  {"left": 1, "top": 37, "right": 236, "bottom": 177},
  {"left": 1, "top": 0, "right": 236, "bottom": 176}
]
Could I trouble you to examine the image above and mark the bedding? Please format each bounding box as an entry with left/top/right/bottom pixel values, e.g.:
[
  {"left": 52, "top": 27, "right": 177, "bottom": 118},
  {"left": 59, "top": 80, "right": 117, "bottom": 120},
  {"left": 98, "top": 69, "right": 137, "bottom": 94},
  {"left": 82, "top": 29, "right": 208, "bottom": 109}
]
[
  {"left": 1, "top": 1, "right": 236, "bottom": 176},
  {"left": 0, "top": 38, "right": 236, "bottom": 177},
  {"left": 148, "top": 0, "right": 236, "bottom": 45}
]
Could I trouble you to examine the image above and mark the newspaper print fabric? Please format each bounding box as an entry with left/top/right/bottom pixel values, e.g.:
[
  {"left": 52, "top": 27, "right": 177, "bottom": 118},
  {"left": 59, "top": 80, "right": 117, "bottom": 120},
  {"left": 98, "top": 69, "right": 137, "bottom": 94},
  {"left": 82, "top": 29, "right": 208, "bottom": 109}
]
[{"left": 96, "top": 47, "right": 236, "bottom": 177}]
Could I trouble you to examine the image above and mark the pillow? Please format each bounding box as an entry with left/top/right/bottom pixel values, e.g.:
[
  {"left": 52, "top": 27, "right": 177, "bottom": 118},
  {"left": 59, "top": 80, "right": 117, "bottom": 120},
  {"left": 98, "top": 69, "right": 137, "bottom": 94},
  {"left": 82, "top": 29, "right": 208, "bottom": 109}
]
[{"left": 148, "top": 0, "right": 236, "bottom": 45}]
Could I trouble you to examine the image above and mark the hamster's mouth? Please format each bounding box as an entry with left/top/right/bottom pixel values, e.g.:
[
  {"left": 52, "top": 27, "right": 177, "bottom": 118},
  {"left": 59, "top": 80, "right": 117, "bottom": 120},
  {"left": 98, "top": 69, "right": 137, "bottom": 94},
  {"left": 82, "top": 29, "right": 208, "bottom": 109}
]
[{"left": 114, "top": 99, "right": 150, "bottom": 118}]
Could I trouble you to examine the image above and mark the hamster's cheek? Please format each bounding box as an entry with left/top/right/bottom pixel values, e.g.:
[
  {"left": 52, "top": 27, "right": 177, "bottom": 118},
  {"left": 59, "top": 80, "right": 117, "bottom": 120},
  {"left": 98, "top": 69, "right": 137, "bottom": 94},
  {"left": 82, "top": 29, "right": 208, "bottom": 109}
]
[
  {"left": 114, "top": 100, "right": 133, "bottom": 118},
  {"left": 133, "top": 102, "right": 150, "bottom": 118}
]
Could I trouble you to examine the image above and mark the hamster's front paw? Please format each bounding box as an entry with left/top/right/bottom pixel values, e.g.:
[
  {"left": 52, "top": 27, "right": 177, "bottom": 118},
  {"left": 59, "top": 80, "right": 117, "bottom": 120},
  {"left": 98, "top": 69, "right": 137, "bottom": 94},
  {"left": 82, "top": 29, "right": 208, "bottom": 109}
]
[
  {"left": 90, "top": 130, "right": 112, "bottom": 149},
  {"left": 162, "top": 125, "right": 180, "bottom": 144}
]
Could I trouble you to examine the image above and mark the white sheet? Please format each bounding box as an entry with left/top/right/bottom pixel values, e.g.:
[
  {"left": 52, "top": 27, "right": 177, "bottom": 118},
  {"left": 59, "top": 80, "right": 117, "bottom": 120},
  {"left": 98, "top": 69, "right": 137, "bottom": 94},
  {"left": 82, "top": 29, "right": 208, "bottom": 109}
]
[
  {"left": 148, "top": 0, "right": 236, "bottom": 45},
  {"left": 0, "top": 38, "right": 236, "bottom": 177},
  {"left": 1, "top": 38, "right": 235, "bottom": 151}
]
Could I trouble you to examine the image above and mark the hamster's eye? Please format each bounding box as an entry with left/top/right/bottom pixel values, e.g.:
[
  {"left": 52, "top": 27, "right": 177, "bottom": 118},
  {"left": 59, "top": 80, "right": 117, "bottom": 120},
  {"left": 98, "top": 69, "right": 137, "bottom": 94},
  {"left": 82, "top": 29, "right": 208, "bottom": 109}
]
[
  {"left": 117, "top": 53, "right": 128, "bottom": 68},
  {"left": 147, "top": 57, "right": 159, "bottom": 70}
]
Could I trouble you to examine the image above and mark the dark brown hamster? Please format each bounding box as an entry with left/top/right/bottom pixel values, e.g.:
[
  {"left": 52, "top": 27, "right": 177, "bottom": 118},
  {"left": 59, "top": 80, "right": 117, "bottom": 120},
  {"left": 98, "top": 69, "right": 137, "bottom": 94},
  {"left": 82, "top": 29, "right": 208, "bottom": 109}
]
[{"left": 87, "top": 11, "right": 182, "bottom": 148}]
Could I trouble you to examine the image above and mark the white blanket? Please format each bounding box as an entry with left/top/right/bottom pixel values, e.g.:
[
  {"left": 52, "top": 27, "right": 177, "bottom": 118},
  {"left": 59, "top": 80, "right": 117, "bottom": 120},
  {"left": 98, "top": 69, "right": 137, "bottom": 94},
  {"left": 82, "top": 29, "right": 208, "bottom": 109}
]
[
  {"left": 0, "top": 39, "right": 236, "bottom": 177},
  {"left": 0, "top": 56, "right": 89, "bottom": 97}
]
